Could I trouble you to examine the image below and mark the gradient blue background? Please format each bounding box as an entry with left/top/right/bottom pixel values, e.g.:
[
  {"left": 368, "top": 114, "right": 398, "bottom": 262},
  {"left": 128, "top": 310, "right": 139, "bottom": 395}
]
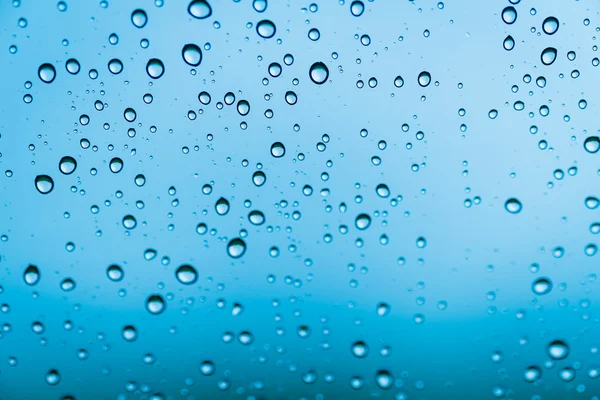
[{"left": 0, "top": 0, "right": 599, "bottom": 399}]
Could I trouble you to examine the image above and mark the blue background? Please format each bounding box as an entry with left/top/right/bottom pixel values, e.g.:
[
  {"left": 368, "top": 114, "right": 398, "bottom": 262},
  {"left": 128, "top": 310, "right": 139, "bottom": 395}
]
[{"left": 0, "top": 0, "right": 599, "bottom": 399}]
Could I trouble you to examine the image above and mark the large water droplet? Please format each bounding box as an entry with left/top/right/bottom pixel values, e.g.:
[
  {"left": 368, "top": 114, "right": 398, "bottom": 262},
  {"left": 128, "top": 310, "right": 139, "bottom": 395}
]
[
  {"left": 376, "top": 183, "right": 390, "bottom": 198},
  {"left": 256, "top": 19, "right": 276, "bottom": 38},
  {"left": 355, "top": 213, "right": 371, "bottom": 230},
  {"left": 547, "top": 340, "right": 569, "bottom": 360},
  {"left": 253, "top": 0, "right": 267, "bottom": 13},
  {"left": 270, "top": 142, "right": 285, "bottom": 158},
  {"left": 309, "top": 62, "right": 329, "bottom": 84},
  {"left": 350, "top": 0, "right": 364, "bottom": 16},
  {"left": 45, "top": 369, "right": 61, "bottom": 385},
  {"left": 131, "top": 9, "right": 148, "bottom": 28},
  {"left": 505, "top": 198, "right": 522, "bottom": 214},
  {"left": 59, "top": 156, "right": 76, "bottom": 175},
  {"left": 35, "top": 175, "right": 54, "bottom": 194},
  {"left": 146, "top": 295, "right": 166, "bottom": 315},
  {"left": 24, "top": 264, "right": 40, "bottom": 286},
  {"left": 175, "top": 265, "right": 198, "bottom": 285},
  {"left": 66, "top": 58, "right": 80, "bottom": 75},
  {"left": 531, "top": 277, "right": 552, "bottom": 295},
  {"left": 248, "top": 210, "right": 265, "bottom": 225},
  {"left": 122, "top": 215, "right": 137, "bottom": 229},
  {"left": 351, "top": 341, "right": 369, "bottom": 358},
  {"left": 227, "top": 238, "right": 247, "bottom": 258},
  {"left": 418, "top": 71, "right": 431, "bottom": 87},
  {"left": 501, "top": 6, "right": 517, "bottom": 24},
  {"left": 541, "top": 47, "right": 557, "bottom": 66},
  {"left": 122, "top": 325, "right": 139, "bottom": 341},
  {"left": 109, "top": 157, "right": 123, "bottom": 173},
  {"left": 146, "top": 58, "right": 165, "bottom": 79},
  {"left": 199, "top": 360, "right": 216, "bottom": 376},
  {"left": 374, "top": 370, "right": 393, "bottom": 390},
  {"left": 38, "top": 63, "right": 56, "bottom": 83},
  {"left": 182, "top": 43, "right": 202, "bottom": 66},
  {"left": 584, "top": 136, "right": 600, "bottom": 153},
  {"left": 542, "top": 16, "right": 559, "bottom": 35},
  {"left": 188, "top": 0, "right": 212, "bottom": 19},
  {"left": 215, "top": 197, "right": 230, "bottom": 215},
  {"left": 107, "top": 264, "right": 124, "bottom": 282},
  {"left": 252, "top": 171, "right": 266, "bottom": 187}
]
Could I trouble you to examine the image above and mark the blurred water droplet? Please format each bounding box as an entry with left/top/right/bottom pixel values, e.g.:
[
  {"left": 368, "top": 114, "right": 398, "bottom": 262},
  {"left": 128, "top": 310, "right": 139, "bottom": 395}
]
[
  {"left": 547, "top": 340, "right": 569, "bottom": 360},
  {"left": 24, "top": 265, "right": 40, "bottom": 286}
]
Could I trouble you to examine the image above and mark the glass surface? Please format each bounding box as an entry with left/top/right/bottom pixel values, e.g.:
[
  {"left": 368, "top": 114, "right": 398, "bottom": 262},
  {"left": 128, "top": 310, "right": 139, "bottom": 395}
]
[{"left": 0, "top": 1, "right": 598, "bottom": 399}]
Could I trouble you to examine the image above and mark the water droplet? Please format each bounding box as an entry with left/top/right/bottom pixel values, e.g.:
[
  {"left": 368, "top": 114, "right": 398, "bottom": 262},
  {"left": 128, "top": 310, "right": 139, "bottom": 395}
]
[
  {"left": 355, "top": 213, "right": 371, "bottom": 230},
  {"left": 131, "top": 9, "right": 148, "bottom": 28},
  {"left": 376, "top": 183, "right": 390, "bottom": 198},
  {"left": 182, "top": 43, "right": 202, "bottom": 66},
  {"left": 252, "top": 171, "right": 266, "bottom": 187},
  {"left": 199, "top": 360, "right": 216, "bottom": 376},
  {"left": 541, "top": 47, "right": 557, "bottom": 66},
  {"left": 109, "top": 157, "right": 123, "bottom": 173},
  {"left": 584, "top": 136, "right": 600, "bottom": 153},
  {"left": 215, "top": 197, "right": 230, "bottom": 215},
  {"left": 524, "top": 366, "right": 542, "bottom": 382},
  {"left": 351, "top": 340, "right": 369, "bottom": 358},
  {"left": 65, "top": 58, "right": 80, "bottom": 74},
  {"left": 38, "top": 63, "right": 56, "bottom": 83},
  {"left": 253, "top": 0, "right": 267, "bottom": 13},
  {"left": 585, "top": 196, "right": 599, "bottom": 210},
  {"left": 501, "top": 6, "right": 517, "bottom": 24},
  {"left": 248, "top": 210, "right": 265, "bottom": 225},
  {"left": 418, "top": 71, "right": 431, "bottom": 87},
  {"left": 309, "top": 62, "right": 329, "bottom": 84},
  {"left": 60, "top": 277, "right": 76, "bottom": 292},
  {"left": 237, "top": 100, "right": 250, "bottom": 115},
  {"left": 122, "top": 325, "right": 139, "bottom": 341},
  {"left": 377, "top": 302, "right": 391, "bottom": 316},
  {"left": 107, "top": 264, "right": 124, "bottom": 282},
  {"left": 375, "top": 370, "right": 393, "bottom": 390},
  {"left": 45, "top": 369, "right": 61, "bottom": 385},
  {"left": 146, "top": 295, "right": 166, "bottom": 315},
  {"left": 227, "top": 238, "right": 246, "bottom": 258},
  {"left": 175, "top": 265, "right": 198, "bottom": 285},
  {"left": 559, "top": 367, "right": 576, "bottom": 382},
  {"left": 542, "top": 16, "right": 559, "bottom": 35},
  {"left": 350, "top": 0, "right": 364, "bottom": 16},
  {"left": 503, "top": 35, "right": 515, "bottom": 51},
  {"left": 146, "top": 58, "right": 165, "bottom": 79},
  {"left": 188, "top": 0, "right": 212, "bottom": 19},
  {"left": 547, "top": 340, "right": 569, "bottom": 360},
  {"left": 24, "top": 265, "right": 40, "bottom": 286},
  {"left": 256, "top": 20, "right": 276, "bottom": 38},
  {"left": 393, "top": 76, "right": 404, "bottom": 88},
  {"left": 35, "top": 175, "right": 54, "bottom": 194},
  {"left": 122, "top": 215, "right": 137, "bottom": 229},
  {"left": 108, "top": 58, "right": 123, "bottom": 75},
  {"left": 59, "top": 156, "right": 76, "bottom": 175},
  {"left": 270, "top": 142, "right": 285, "bottom": 158},
  {"left": 505, "top": 198, "right": 522, "bottom": 214},
  {"left": 532, "top": 277, "right": 552, "bottom": 295}
]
